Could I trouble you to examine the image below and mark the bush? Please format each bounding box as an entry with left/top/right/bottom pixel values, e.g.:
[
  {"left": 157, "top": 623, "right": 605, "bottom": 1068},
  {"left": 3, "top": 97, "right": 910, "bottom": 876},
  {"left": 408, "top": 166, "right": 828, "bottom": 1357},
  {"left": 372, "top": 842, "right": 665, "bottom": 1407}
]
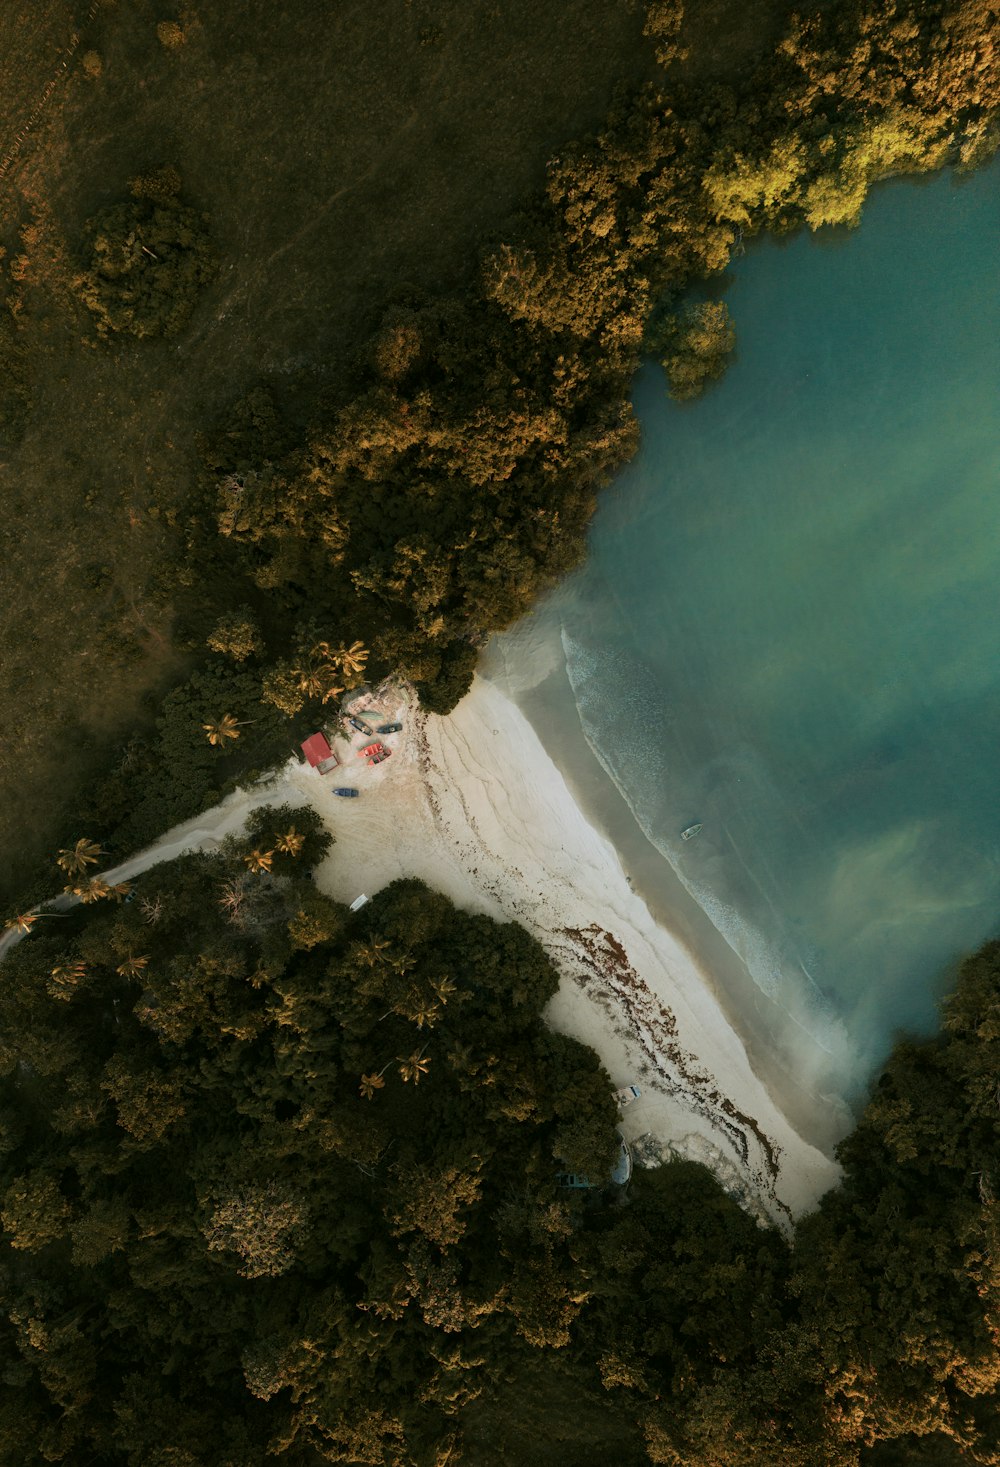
[
  {"left": 156, "top": 19, "right": 185, "bottom": 48},
  {"left": 74, "top": 183, "right": 216, "bottom": 340}
]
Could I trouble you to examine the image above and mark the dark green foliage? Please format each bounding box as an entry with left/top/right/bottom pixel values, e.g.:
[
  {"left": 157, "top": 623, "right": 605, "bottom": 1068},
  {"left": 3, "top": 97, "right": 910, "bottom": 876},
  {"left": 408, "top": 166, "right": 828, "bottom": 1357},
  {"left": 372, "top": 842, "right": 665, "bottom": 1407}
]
[
  {"left": 413, "top": 641, "right": 480, "bottom": 716},
  {"left": 74, "top": 172, "right": 216, "bottom": 339},
  {"left": 22, "top": 0, "right": 995, "bottom": 887},
  {"left": 0, "top": 309, "right": 30, "bottom": 446},
  {"left": 4, "top": 876, "right": 1000, "bottom": 1465},
  {"left": 77, "top": 662, "right": 295, "bottom": 852},
  {"left": 0, "top": 866, "right": 620, "bottom": 1466},
  {"left": 206, "top": 606, "right": 264, "bottom": 662}
]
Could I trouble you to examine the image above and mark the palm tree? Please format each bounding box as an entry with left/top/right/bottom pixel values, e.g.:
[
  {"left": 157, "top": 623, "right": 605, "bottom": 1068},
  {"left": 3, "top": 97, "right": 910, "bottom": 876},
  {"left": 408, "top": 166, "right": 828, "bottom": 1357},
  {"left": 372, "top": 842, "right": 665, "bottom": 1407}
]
[
  {"left": 358, "top": 1072, "right": 387, "bottom": 1101},
  {"left": 56, "top": 838, "right": 105, "bottom": 878},
  {"left": 116, "top": 954, "right": 150, "bottom": 979},
  {"left": 296, "top": 664, "right": 327, "bottom": 700},
  {"left": 397, "top": 1049, "right": 431, "bottom": 1085},
  {"left": 139, "top": 895, "right": 164, "bottom": 925},
  {"left": 49, "top": 960, "right": 87, "bottom": 996},
  {"left": 432, "top": 975, "right": 458, "bottom": 1003},
  {"left": 410, "top": 1000, "right": 442, "bottom": 1031},
  {"left": 244, "top": 848, "right": 274, "bottom": 875},
  {"left": 203, "top": 713, "right": 242, "bottom": 746},
  {"left": 275, "top": 828, "right": 305, "bottom": 857},
  {"left": 296, "top": 660, "right": 344, "bottom": 705},
  {"left": 108, "top": 882, "right": 132, "bottom": 904},
  {"left": 355, "top": 934, "right": 391, "bottom": 968},
  {"left": 446, "top": 1041, "right": 474, "bottom": 1074},
  {"left": 388, "top": 948, "right": 415, "bottom": 977},
  {"left": 71, "top": 877, "right": 112, "bottom": 904},
  {"left": 6, "top": 911, "right": 40, "bottom": 935},
  {"left": 335, "top": 640, "right": 369, "bottom": 676}
]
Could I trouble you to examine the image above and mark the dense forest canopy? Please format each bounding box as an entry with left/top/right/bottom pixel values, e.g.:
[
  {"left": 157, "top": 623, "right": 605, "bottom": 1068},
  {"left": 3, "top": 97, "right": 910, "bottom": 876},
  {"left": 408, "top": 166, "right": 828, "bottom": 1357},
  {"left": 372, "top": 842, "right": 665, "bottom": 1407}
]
[
  {"left": 3, "top": 831, "right": 1000, "bottom": 1465},
  {"left": 2, "top": 0, "right": 1000, "bottom": 1461}
]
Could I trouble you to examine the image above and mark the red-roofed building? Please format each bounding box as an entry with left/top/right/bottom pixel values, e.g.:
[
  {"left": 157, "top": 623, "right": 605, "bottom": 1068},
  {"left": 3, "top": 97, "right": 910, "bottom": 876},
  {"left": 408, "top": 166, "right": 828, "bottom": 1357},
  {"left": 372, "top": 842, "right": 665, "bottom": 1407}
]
[{"left": 300, "top": 732, "right": 339, "bottom": 774}]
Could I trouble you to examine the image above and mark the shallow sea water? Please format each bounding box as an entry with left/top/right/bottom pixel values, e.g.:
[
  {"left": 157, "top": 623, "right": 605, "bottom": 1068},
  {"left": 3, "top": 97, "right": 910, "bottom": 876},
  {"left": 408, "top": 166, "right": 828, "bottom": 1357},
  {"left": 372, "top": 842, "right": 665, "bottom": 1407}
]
[{"left": 492, "top": 158, "right": 1000, "bottom": 1103}]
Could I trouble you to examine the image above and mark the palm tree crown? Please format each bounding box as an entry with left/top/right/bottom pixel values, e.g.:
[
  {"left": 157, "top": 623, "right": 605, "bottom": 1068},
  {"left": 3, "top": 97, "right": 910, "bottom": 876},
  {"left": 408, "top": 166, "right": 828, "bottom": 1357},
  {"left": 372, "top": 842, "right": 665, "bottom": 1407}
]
[
  {"left": 203, "top": 713, "right": 242, "bottom": 746},
  {"left": 56, "top": 838, "right": 105, "bottom": 877},
  {"left": 359, "top": 1073, "right": 386, "bottom": 1101},
  {"left": 74, "top": 877, "right": 112, "bottom": 905},
  {"left": 275, "top": 828, "right": 305, "bottom": 857},
  {"left": 6, "top": 912, "right": 39, "bottom": 934},
  {"left": 116, "top": 954, "right": 150, "bottom": 979},
  {"left": 397, "top": 1050, "right": 431, "bottom": 1085},
  {"left": 336, "top": 640, "right": 369, "bottom": 676}
]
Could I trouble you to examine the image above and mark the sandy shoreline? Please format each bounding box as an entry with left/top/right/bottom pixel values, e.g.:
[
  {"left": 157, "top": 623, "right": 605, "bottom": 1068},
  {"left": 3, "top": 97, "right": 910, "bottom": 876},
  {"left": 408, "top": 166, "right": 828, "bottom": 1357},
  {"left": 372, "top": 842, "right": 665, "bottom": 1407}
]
[
  {"left": 293, "top": 678, "right": 840, "bottom": 1223},
  {"left": 481, "top": 627, "right": 857, "bottom": 1157},
  {"left": 7, "top": 676, "right": 843, "bottom": 1224}
]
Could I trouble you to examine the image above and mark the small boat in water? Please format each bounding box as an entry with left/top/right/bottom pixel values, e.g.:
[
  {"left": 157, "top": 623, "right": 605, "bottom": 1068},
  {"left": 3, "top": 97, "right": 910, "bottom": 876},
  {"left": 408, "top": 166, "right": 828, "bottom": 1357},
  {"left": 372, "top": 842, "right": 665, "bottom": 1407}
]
[{"left": 680, "top": 823, "right": 703, "bottom": 841}]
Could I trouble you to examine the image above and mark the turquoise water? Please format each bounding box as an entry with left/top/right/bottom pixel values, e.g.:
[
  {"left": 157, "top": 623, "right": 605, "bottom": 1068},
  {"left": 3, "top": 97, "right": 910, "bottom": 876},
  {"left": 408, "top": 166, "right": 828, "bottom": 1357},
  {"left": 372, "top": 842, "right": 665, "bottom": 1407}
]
[{"left": 505, "top": 160, "right": 1000, "bottom": 1102}]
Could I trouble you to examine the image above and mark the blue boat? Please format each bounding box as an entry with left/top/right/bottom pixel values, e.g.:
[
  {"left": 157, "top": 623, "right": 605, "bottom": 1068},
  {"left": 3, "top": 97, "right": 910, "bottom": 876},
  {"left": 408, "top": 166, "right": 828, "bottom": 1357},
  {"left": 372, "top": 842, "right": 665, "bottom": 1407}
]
[
  {"left": 347, "top": 716, "right": 372, "bottom": 735},
  {"left": 377, "top": 722, "right": 402, "bottom": 734},
  {"left": 332, "top": 787, "right": 360, "bottom": 798}
]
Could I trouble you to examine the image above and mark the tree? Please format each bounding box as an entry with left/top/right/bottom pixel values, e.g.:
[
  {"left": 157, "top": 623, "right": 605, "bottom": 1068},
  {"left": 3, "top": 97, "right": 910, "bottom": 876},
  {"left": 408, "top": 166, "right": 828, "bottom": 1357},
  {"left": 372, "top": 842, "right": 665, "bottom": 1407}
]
[
  {"left": 202, "top": 1180, "right": 309, "bottom": 1278},
  {"left": 654, "top": 301, "right": 736, "bottom": 401},
  {"left": 274, "top": 828, "right": 305, "bottom": 857},
  {"left": 203, "top": 713, "right": 242, "bottom": 746},
  {"left": 206, "top": 609, "right": 262, "bottom": 663},
  {"left": 398, "top": 1049, "right": 432, "bottom": 1084},
  {"left": 333, "top": 639, "right": 369, "bottom": 677},
  {"left": 1, "top": 1171, "right": 71, "bottom": 1251},
  {"left": 72, "top": 876, "right": 112, "bottom": 904},
  {"left": 115, "top": 954, "right": 150, "bottom": 979},
  {"left": 5, "top": 911, "right": 40, "bottom": 934},
  {"left": 74, "top": 179, "right": 215, "bottom": 340},
  {"left": 56, "top": 838, "right": 104, "bottom": 878}
]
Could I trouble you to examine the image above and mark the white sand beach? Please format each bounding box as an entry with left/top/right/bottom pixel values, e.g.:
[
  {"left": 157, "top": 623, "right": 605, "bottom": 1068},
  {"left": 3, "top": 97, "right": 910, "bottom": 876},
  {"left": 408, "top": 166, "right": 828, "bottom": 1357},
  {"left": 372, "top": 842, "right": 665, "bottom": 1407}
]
[
  {"left": 4, "top": 676, "right": 843, "bottom": 1225},
  {"left": 307, "top": 678, "right": 842, "bottom": 1226}
]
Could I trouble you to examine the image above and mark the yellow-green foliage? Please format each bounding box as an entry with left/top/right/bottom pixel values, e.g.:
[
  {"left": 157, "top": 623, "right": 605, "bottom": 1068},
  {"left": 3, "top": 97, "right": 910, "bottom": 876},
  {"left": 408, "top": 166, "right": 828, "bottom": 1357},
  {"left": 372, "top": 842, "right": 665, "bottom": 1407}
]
[
  {"left": 643, "top": 0, "right": 687, "bottom": 68},
  {"left": 657, "top": 301, "right": 736, "bottom": 401},
  {"left": 205, "top": 608, "right": 262, "bottom": 663},
  {"left": 703, "top": 136, "right": 808, "bottom": 227},
  {"left": 155, "top": 19, "right": 185, "bottom": 48}
]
